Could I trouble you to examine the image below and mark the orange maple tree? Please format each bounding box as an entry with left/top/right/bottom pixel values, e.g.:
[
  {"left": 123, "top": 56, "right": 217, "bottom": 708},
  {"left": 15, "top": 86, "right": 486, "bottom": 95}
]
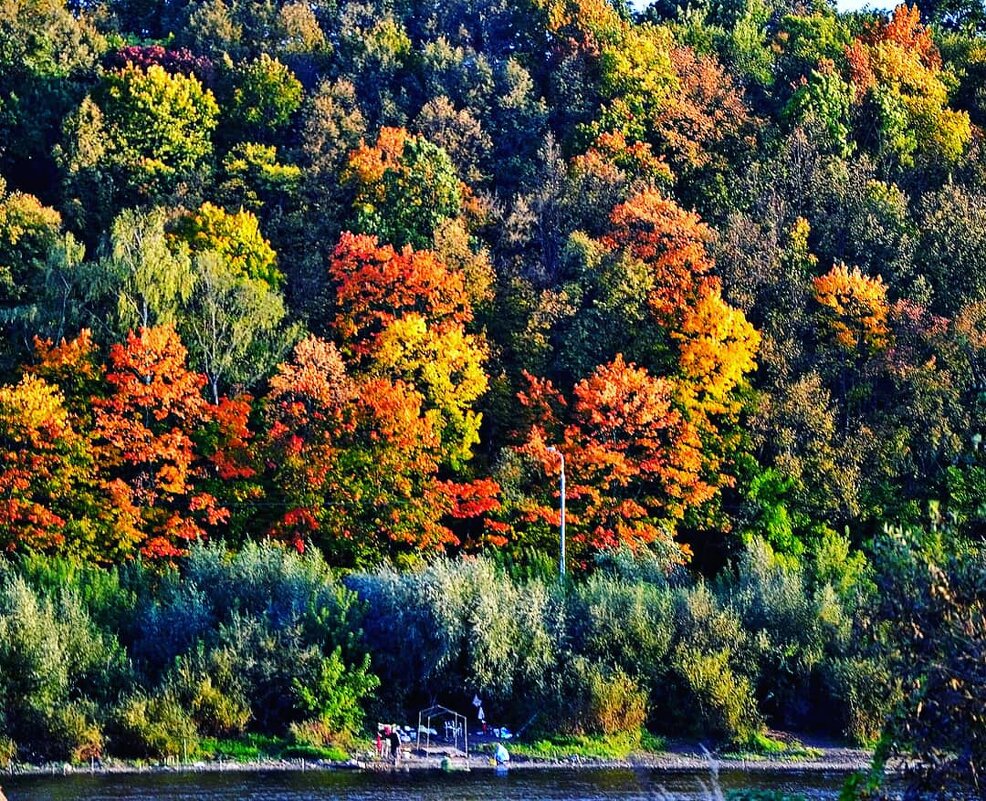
[
  {"left": 0, "top": 375, "right": 91, "bottom": 554},
  {"left": 93, "top": 325, "right": 227, "bottom": 558},
  {"left": 519, "top": 355, "right": 711, "bottom": 562},
  {"left": 261, "top": 335, "right": 499, "bottom": 561},
  {"left": 329, "top": 231, "right": 471, "bottom": 358},
  {"left": 813, "top": 263, "right": 890, "bottom": 353},
  {"left": 602, "top": 188, "right": 717, "bottom": 325}
]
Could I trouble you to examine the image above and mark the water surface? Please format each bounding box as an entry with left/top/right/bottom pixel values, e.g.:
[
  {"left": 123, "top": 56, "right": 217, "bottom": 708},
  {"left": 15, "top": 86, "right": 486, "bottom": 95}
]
[{"left": 2, "top": 766, "right": 850, "bottom": 800}]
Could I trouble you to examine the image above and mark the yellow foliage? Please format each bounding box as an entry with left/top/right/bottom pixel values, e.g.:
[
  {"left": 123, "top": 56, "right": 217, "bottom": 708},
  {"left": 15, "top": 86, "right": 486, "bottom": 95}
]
[
  {"left": 675, "top": 288, "right": 761, "bottom": 414},
  {"left": 813, "top": 263, "right": 889, "bottom": 352}
]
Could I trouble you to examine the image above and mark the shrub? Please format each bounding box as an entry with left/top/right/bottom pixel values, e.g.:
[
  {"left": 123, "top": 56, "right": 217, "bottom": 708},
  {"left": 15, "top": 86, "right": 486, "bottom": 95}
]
[
  {"left": 544, "top": 657, "right": 647, "bottom": 736},
  {"left": 585, "top": 665, "right": 648, "bottom": 736},
  {"left": 568, "top": 575, "right": 674, "bottom": 687},
  {"left": 165, "top": 647, "right": 252, "bottom": 737},
  {"left": 349, "top": 556, "right": 561, "bottom": 717},
  {"left": 717, "top": 538, "right": 825, "bottom": 727},
  {"left": 0, "top": 576, "right": 130, "bottom": 758},
  {"left": 51, "top": 703, "right": 103, "bottom": 763},
  {"left": 0, "top": 734, "right": 15, "bottom": 767},
  {"left": 292, "top": 647, "right": 379, "bottom": 742},
  {"left": 109, "top": 694, "right": 199, "bottom": 759},
  {"left": 824, "top": 657, "right": 898, "bottom": 746},
  {"left": 671, "top": 646, "right": 762, "bottom": 742}
]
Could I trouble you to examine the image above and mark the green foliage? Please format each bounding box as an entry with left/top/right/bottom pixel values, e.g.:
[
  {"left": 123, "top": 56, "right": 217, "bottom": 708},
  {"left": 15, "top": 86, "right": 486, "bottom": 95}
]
[
  {"left": 109, "top": 694, "right": 199, "bottom": 759},
  {"left": 508, "top": 730, "right": 647, "bottom": 760},
  {"left": 172, "top": 202, "right": 281, "bottom": 287},
  {"left": 670, "top": 645, "right": 761, "bottom": 742},
  {"left": 61, "top": 65, "right": 219, "bottom": 211},
  {"left": 0, "top": 733, "right": 14, "bottom": 766},
  {"left": 224, "top": 54, "right": 304, "bottom": 138},
  {"left": 0, "top": 573, "right": 130, "bottom": 759},
  {"left": 292, "top": 648, "right": 380, "bottom": 740},
  {"left": 784, "top": 66, "right": 853, "bottom": 156},
  {"left": 823, "top": 657, "right": 897, "bottom": 746},
  {"left": 344, "top": 128, "right": 463, "bottom": 250}
]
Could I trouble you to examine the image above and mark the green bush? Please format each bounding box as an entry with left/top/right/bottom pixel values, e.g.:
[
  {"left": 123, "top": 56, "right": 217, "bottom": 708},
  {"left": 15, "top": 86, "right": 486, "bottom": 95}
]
[
  {"left": 718, "top": 538, "right": 825, "bottom": 727},
  {"left": 51, "top": 703, "right": 104, "bottom": 763},
  {"left": 292, "top": 647, "right": 379, "bottom": 741},
  {"left": 568, "top": 575, "right": 674, "bottom": 688},
  {"left": 0, "top": 734, "right": 15, "bottom": 767},
  {"left": 109, "top": 694, "right": 199, "bottom": 759},
  {"left": 543, "top": 657, "right": 648, "bottom": 736},
  {"left": 585, "top": 664, "right": 648, "bottom": 736},
  {"left": 349, "top": 556, "right": 562, "bottom": 717},
  {"left": 671, "top": 646, "right": 762, "bottom": 742},
  {"left": 0, "top": 575, "right": 130, "bottom": 758},
  {"left": 165, "top": 648, "right": 252, "bottom": 737},
  {"left": 824, "top": 658, "right": 899, "bottom": 746}
]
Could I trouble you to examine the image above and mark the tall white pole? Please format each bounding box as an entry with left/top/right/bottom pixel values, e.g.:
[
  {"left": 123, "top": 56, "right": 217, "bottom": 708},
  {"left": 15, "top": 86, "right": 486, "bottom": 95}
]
[{"left": 547, "top": 447, "right": 566, "bottom": 578}]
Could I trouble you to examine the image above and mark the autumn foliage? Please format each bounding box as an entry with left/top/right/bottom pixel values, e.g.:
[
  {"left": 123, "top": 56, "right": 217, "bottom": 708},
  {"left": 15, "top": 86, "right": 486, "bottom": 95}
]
[{"left": 520, "top": 356, "right": 710, "bottom": 562}]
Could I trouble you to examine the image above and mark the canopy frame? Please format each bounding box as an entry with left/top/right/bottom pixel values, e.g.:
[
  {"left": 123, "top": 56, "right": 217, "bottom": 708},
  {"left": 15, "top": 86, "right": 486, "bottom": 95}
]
[{"left": 416, "top": 704, "right": 468, "bottom": 758}]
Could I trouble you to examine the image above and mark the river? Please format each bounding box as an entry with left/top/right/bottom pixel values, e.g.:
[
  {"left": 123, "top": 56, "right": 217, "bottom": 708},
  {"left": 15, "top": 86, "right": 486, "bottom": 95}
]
[{"left": 1, "top": 766, "right": 853, "bottom": 800}]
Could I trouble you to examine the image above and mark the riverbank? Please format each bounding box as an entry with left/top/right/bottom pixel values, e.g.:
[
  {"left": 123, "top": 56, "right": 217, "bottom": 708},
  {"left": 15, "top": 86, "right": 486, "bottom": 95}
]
[{"left": 0, "top": 739, "right": 876, "bottom": 780}]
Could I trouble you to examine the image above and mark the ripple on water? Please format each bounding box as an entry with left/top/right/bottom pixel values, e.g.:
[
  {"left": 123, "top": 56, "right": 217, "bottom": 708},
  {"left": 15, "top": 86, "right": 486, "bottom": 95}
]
[{"left": 2, "top": 766, "right": 850, "bottom": 801}]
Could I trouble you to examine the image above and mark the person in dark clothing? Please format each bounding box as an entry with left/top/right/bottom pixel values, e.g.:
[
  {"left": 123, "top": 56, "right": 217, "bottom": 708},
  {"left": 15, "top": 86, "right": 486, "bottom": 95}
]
[{"left": 388, "top": 727, "right": 402, "bottom": 764}]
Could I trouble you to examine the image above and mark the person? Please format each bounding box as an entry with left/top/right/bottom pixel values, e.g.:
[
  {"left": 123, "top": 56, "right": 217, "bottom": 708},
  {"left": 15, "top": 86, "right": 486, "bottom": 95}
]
[
  {"left": 478, "top": 704, "right": 486, "bottom": 735},
  {"left": 388, "top": 725, "right": 402, "bottom": 765},
  {"left": 495, "top": 743, "right": 510, "bottom": 765}
]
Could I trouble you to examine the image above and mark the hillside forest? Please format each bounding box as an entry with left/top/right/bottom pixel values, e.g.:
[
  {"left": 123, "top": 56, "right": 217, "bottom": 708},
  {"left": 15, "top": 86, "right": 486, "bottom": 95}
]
[{"left": 0, "top": 0, "right": 984, "bottom": 793}]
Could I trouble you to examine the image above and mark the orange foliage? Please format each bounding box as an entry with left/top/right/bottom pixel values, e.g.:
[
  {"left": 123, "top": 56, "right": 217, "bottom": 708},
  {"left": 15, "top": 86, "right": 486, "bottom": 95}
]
[
  {"left": 0, "top": 375, "right": 79, "bottom": 552},
  {"left": 94, "top": 326, "right": 227, "bottom": 558},
  {"left": 861, "top": 4, "right": 940, "bottom": 69},
  {"left": 813, "top": 264, "right": 890, "bottom": 352},
  {"left": 577, "top": 131, "right": 673, "bottom": 185},
  {"left": 343, "top": 126, "right": 409, "bottom": 191},
  {"left": 31, "top": 329, "right": 105, "bottom": 420},
  {"left": 603, "top": 189, "right": 716, "bottom": 323},
  {"left": 520, "top": 355, "right": 710, "bottom": 560},
  {"left": 329, "top": 232, "right": 471, "bottom": 357},
  {"left": 654, "top": 47, "right": 756, "bottom": 173},
  {"left": 262, "top": 336, "right": 497, "bottom": 559}
]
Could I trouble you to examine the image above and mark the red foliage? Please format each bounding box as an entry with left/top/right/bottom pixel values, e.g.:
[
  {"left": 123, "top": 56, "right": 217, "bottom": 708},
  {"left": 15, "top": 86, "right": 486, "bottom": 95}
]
[
  {"left": 329, "top": 232, "right": 471, "bottom": 357},
  {"left": 94, "top": 326, "right": 226, "bottom": 558}
]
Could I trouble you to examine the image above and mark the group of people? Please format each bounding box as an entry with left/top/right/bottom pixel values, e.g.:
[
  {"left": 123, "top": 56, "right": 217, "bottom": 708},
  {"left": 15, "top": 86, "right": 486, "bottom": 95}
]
[{"left": 376, "top": 725, "right": 403, "bottom": 764}]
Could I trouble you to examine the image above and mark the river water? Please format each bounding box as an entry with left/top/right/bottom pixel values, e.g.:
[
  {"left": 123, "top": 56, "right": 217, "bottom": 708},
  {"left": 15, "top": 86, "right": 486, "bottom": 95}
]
[{"left": 2, "top": 766, "right": 851, "bottom": 800}]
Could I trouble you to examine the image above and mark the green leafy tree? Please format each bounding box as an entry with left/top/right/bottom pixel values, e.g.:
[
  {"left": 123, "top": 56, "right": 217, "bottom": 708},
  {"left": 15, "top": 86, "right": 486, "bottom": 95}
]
[
  {"left": 342, "top": 127, "right": 462, "bottom": 250},
  {"left": 59, "top": 65, "right": 219, "bottom": 232},
  {"left": 221, "top": 54, "right": 304, "bottom": 141}
]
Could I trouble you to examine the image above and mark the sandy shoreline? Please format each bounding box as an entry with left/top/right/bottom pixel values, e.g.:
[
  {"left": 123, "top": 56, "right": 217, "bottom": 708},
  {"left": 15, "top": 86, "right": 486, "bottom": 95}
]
[{"left": 1, "top": 743, "right": 876, "bottom": 780}]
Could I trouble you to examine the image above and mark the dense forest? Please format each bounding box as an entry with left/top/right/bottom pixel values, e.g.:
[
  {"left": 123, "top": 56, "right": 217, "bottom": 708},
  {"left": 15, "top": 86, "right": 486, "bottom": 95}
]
[{"left": 0, "top": 0, "right": 984, "bottom": 793}]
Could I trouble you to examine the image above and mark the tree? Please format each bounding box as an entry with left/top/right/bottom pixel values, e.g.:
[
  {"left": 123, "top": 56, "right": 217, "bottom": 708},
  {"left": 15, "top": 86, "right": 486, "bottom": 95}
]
[
  {"left": 0, "top": 182, "right": 85, "bottom": 362},
  {"left": 95, "top": 207, "right": 195, "bottom": 336},
  {"left": 0, "top": 375, "right": 91, "bottom": 555},
  {"left": 342, "top": 128, "right": 462, "bottom": 250},
  {"left": 517, "top": 355, "right": 712, "bottom": 564},
  {"left": 845, "top": 4, "right": 972, "bottom": 168},
  {"left": 181, "top": 252, "right": 293, "bottom": 404},
  {"left": 602, "top": 188, "right": 717, "bottom": 326},
  {"left": 220, "top": 54, "right": 303, "bottom": 141},
  {"left": 170, "top": 202, "right": 281, "bottom": 288},
  {"left": 813, "top": 264, "right": 889, "bottom": 354},
  {"left": 59, "top": 65, "right": 219, "bottom": 231},
  {"left": 329, "top": 232, "right": 472, "bottom": 359},
  {"left": 93, "top": 326, "right": 226, "bottom": 558}
]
